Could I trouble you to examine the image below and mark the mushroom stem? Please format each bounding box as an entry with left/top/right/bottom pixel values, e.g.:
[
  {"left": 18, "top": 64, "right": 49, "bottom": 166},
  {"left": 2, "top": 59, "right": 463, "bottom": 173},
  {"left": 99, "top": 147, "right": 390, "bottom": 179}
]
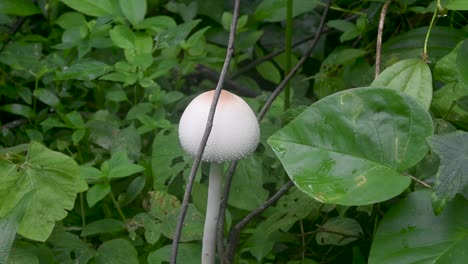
[{"left": 202, "top": 162, "right": 224, "bottom": 264}]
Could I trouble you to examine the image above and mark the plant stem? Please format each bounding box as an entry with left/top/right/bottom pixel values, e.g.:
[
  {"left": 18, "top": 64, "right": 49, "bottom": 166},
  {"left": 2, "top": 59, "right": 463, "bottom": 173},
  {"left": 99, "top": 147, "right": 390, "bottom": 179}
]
[
  {"left": 423, "top": 0, "right": 440, "bottom": 61},
  {"left": 284, "top": 0, "right": 293, "bottom": 111},
  {"left": 375, "top": 0, "right": 391, "bottom": 78},
  {"left": 203, "top": 162, "right": 224, "bottom": 264},
  {"left": 109, "top": 190, "right": 126, "bottom": 222},
  {"left": 80, "top": 193, "right": 87, "bottom": 241}
]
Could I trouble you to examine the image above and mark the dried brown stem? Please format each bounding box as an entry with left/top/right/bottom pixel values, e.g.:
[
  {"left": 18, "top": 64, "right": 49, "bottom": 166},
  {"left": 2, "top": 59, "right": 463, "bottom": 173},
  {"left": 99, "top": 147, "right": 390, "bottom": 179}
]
[{"left": 375, "top": 0, "right": 392, "bottom": 78}]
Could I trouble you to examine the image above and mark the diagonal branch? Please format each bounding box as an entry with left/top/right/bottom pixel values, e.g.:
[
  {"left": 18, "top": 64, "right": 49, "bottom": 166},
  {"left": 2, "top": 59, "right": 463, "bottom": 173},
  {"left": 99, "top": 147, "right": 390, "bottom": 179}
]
[
  {"left": 169, "top": 0, "right": 242, "bottom": 263},
  {"left": 216, "top": 1, "right": 333, "bottom": 262}
]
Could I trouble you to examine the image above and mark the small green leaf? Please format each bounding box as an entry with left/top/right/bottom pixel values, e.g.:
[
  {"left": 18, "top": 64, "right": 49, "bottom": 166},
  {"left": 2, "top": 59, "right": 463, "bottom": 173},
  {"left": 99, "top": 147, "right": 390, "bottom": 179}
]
[
  {"left": 119, "top": 0, "right": 146, "bottom": 26},
  {"left": 148, "top": 243, "right": 201, "bottom": 264},
  {"left": 316, "top": 217, "right": 363, "bottom": 246},
  {"left": 61, "top": 0, "right": 113, "bottom": 17},
  {"left": 56, "top": 60, "right": 110, "bottom": 81},
  {"left": 134, "top": 16, "right": 176, "bottom": 33},
  {"left": 268, "top": 87, "right": 433, "bottom": 205},
  {"left": 87, "top": 183, "right": 110, "bottom": 207},
  {"left": 33, "top": 88, "right": 60, "bottom": 107},
  {"left": 0, "top": 0, "right": 40, "bottom": 16},
  {"left": 133, "top": 213, "right": 160, "bottom": 244},
  {"left": 372, "top": 59, "right": 432, "bottom": 109},
  {"left": 109, "top": 25, "right": 135, "bottom": 49},
  {"left": 257, "top": 61, "right": 281, "bottom": 84},
  {"left": 119, "top": 176, "right": 146, "bottom": 206},
  {"left": 56, "top": 12, "right": 87, "bottom": 29},
  {"left": 81, "top": 219, "right": 124, "bottom": 236},
  {"left": 427, "top": 131, "right": 468, "bottom": 214},
  {"left": 95, "top": 239, "right": 138, "bottom": 264},
  {"left": 108, "top": 151, "right": 144, "bottom": 179},
  {"left": 0, "top": 104, "right": 35, "bottom": 118},
  {"left": 368, "top": 190, "right": 468, "bottom": 264}
]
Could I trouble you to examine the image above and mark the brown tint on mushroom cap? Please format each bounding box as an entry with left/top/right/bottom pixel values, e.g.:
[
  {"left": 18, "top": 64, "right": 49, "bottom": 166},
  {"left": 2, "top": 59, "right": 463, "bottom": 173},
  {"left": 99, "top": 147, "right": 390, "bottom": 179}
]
[{"left": 178, "top": 90, "right": 260, "bottom": 163}]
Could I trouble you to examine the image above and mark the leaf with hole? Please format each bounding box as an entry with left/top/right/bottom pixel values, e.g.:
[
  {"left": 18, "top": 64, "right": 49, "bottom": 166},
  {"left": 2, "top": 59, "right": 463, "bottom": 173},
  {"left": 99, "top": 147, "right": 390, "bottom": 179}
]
[{"left": 268, "top": 87, "right": 434, "bottom": 205}]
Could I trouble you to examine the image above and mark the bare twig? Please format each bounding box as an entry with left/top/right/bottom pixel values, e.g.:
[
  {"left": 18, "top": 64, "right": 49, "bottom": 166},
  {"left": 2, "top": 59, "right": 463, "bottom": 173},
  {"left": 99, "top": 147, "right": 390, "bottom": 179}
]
[
  {"left": 375, "top": 0, "right": 391, "bottom": 78},
  {"left": 226, "top": 181, "right": 294, "bottom": 261},
  {"left": 169, "top": 0, "right": 242, "bottom": 263},
  {"left": 217, "top": 2, "right": 332, "bottom": 262},
  {"left": 315, "top": 224, "right": 363, "bottom": 239},
  {"left": 409, "top": 175, "right": 433, "bottom": 189}
]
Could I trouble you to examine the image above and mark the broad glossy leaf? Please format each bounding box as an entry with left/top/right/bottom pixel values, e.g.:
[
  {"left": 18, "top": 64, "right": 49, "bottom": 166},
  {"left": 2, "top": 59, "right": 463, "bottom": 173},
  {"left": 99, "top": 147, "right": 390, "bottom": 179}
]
[
  {"left": 61, "top": 0, "right": 113, "bottom": 17},
  {"left": 33, "top": 88, "right": 60, "bottom": 107},
  {"left": 368, "top": 190, "right": 468, "bottom": 264},
  {"left": 382, "top": 26, "right": 468, "bottom": 61},
  {"left": 0, "top": 0, "right": 40, "bottom": 16},
  {"left": 0, "top": 142, "right": 87, "bottom": 241},
  {"left": 95, "top": 239, "right": 138, "bottom": 264},
  {"left": 427, "top": 131, "right": 468, "bottom": 214},
  {"left": 56, "top": 12, "right": 87, "bottom": 29},
  {"left": 268, "top": 87, "right": 433, "bottom": 205},
  {"left": 119, "top": 0, "right": 146, "bottom": 26},
  {"left": 372, "top": 59, "right": 432, "bottom": 109}
]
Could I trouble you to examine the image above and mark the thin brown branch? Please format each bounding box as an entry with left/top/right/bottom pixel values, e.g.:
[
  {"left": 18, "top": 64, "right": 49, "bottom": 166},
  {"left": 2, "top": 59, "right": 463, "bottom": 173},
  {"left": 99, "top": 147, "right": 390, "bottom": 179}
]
[
  {"left": 375, "top": 0, "right": 392, "bottom": 78},
  {"left": 217, "top": 2, "right": 332, "bottom": 262},
  {"left": 226, "top": 181, "right": 294, "bottom": 261},
  {"left": 409, "top": 175, "right": 433, "bottom": 189},
  {"left": 169, "top": 0, "right": 242, "bottom": 263}
]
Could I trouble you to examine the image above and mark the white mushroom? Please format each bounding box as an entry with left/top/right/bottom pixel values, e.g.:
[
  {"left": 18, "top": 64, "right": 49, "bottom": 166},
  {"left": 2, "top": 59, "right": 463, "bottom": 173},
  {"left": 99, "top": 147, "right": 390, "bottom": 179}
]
[{"left": 178, "top": 89, "right": 260, "bottom": 264}]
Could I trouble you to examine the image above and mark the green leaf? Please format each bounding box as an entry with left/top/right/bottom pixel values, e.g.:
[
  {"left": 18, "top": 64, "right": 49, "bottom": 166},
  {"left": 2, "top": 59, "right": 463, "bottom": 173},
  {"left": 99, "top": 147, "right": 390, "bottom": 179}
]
[
  {"left": 134, "top": 16, "right": 176, "bottom": 33},
  {"left": 0, "top": 191, "right": 34, "bottom": 264},
  {"left": 56, "top": 12, "right": 87, "bottom": 29},
  {"left": 87, "top": 183, "right": 110, "bottom": 207},
  {"left": 228, "top": 156, "right": 269, "bottom": 210},
  {"left": 0, "top": 104, "right": 35, "bottom": 118},
  {"left": 456, "top": 40, "right": 468, "bottom": 86},
  {"left": 95, "top": 239, "right": 138, "bottom": 264},
  {"left": 432, "top": 82, "right": 468, "bottom": 129},
  {"left": 132, "top": 213, "right": 161, "bottom": 244},
  {"left": 119, "top": 176, "right": 146, "bottom": 206},
  {"left": 160, "top": 205, "right": 203, "bottom": 242},
  {"left": 444, "top": 0, "right": 468, "bottom": 10},
  {"left": 372, "top": 59, "right": 432, "bottom": 109},
  {"left": 148, "top": 191, "right": 181, "bottom": 219},
  {"left": 255, "top": 0, "right": 319, "bottom": 22},
  {"left": 61, "top": 0, "right": 113, "bottom": 17},
  {"left": 257, "top": 61, "right": 281, "bottom": 84},
  {"left": 148, "top": 243, "right": 201, "bottom": 264},
  {"left": 108, "top": 150, "right": 144, "bottom": 179},
  {"left": 327, "top": 20, "right": 360, "bottom": 42},
  {"left": 111, "top": 125, "right": 142, "bottom": 161},
  {"left": 48, "top": 229, "right": 95, "bottom": 263},
  {"left": 33, "top": 88, "right": 61, "bottom": 108},
  {"left": 109, "top": 25, "right": 135, "bottom": 49},
  {"left": 382, "top": 26, "right": 468, "bottom": 61},
  {"left": 56, "top": 60, "right": 110, "bottom": 81},
  {"left": 81, "top": 219, "right": 124, "bottom": 236},
  {"left": 119, "top": 0, "right": 146, "bottom": 26},
  {"left": 427, "top": 131, "right": 468, "bottom": 214},
  {"left": 316, "top": 217, "right": 363, "bottom": 246},
  {"left": 0, "top": 0, "right": 41, "bottom": 16},
  {"left": 368, "top": 190, "right": 468, "bottom": 264},
  {"left": 0, "top": 142, "right": 87, "bottom": 241},
  {"left": 268, "top": 87, "right": 433, "bottom": 205}
]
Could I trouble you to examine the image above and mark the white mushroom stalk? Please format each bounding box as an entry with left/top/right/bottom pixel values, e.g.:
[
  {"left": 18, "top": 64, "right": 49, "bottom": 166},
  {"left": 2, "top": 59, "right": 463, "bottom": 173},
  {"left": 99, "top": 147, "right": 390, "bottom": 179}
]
[{"left": 178, "top": 90, "right": 260, "bottom": 264}]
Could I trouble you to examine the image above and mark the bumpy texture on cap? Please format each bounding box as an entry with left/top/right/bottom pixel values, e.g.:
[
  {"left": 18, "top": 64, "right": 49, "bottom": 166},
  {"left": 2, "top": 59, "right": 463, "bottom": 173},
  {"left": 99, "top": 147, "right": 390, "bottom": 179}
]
[{"left": 178, "top": 90, "right": 260, "bottom": 163}]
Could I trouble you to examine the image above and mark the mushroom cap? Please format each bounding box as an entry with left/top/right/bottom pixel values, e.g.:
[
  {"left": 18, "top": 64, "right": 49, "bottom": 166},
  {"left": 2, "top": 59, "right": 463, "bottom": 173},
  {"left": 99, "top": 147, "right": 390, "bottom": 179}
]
[{"left": 178, "top": 90, "right": 260, "bottom": 163}]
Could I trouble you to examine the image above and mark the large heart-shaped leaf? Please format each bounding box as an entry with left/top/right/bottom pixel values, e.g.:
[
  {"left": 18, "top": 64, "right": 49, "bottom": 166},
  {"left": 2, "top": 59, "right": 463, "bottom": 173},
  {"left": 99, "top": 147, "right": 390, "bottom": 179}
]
[
  {"left": 368, "top": 190, "right": 468, "bottom": 264},
  {"left": 268, "top": 87, "right": 433, "bottom": 205},
  {"left": 372, "top": 59, "right": 432, "bottom": 109},
  {"left": 0, "top": 142, "right": 87, "bottom": 241},
  {"left": 427, "top": 131, "right": 468, "bottom": 214}
]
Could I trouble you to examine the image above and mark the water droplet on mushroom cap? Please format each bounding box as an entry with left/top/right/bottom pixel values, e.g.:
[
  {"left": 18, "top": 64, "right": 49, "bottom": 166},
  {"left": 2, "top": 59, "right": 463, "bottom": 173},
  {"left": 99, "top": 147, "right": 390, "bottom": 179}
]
[{"left": 178, "top": 90, "right": 260, "bottom": 163}]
